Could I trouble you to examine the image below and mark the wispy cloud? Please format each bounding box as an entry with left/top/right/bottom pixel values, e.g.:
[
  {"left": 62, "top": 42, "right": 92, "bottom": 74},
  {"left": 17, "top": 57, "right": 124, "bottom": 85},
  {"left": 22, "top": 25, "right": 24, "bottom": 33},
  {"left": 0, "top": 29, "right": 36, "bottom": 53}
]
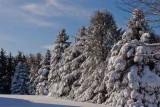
[
  {"left": 0, "top": 1, "right": 54, "bottom": 27},
  {"left": 21, "top": 0, "right": 91, "bottom": 19},
  {"left": 0, "top": 33, "right": 28, "bottom": 43},
  {"left": 41, "top": 44, "right": 57, "bottom": 50},
  {"left": 21, "top": 3, "right": 48, "bottom": 16},
  {"left": 46, "top": 0, "right": 91, "bottom": 18},
  {"left": 23, "top": 14, "right": 53, "bottom": 27},
  {"left": 0, "top": 0, "right": 91, "bottom": 28}
]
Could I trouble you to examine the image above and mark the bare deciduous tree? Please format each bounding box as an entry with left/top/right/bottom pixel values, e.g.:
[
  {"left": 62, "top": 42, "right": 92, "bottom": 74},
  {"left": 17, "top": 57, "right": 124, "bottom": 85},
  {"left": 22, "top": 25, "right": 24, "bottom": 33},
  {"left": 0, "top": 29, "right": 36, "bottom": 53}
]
[{"left": 116, "top": 0, "right": 160, "bottom": 28}]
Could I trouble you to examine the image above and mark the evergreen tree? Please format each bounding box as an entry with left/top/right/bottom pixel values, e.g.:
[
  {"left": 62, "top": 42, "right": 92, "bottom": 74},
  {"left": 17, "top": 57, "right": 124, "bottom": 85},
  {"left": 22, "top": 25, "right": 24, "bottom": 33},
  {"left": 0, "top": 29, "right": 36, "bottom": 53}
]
[
  {"left": 117, "top": 0, "right": 160, "bottom": 28},
  {"left": 55, "top": 29, "right": 69, "bottom": 44},
  {"left": 22, "top": 54, "right": 27, "bottom": 63},
  {"left": 35, "top": 50, "right": 51, "bottom": 95},
  {"left": 50, "top": 29, "right": 70, "bottom": 67},
  {"left": 41, "top": 50, "right": 51, "bottom": 66},
  {"left": 48, "top": 30, "right": 70, "bottom": 90},
  {"left": 0, "top": 48, "right": 7, "bottom": 93},
  {"left": 124, "top": 8, "right": 156, "bottom": 43},
  {"left": 78, "top": 26, "right": 87, "bottom": 37},
  {"left": 127, "top": 8, "right": 151, "bottom": 40},
  {"left": 15, "top": 51, "right": 23, "bottom": 63},
  {"left": 28, "top": 53, "right": 42, "bottom": 95},
  {"left": 4, "top": 53, "right": 15, "bottom": 94},
  {"left": 27, "top": 54, "right": 34, "bottom": 69},
  {"left": 11, "top": 62, "right": 29, "bottom": 94},
  {"left": 34, "top": 53, "right": 42, "bottom": 68},
  {"left": 86, "top": 10, "right": 120, "bottom": 61}
]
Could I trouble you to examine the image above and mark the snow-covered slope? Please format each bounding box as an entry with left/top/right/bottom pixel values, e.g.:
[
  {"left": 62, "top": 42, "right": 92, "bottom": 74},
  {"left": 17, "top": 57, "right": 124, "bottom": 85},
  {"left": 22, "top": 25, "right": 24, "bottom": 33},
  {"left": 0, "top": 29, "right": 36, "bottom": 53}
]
[{"left": 0, "top": 95, "right": 107, "bottom": 107}]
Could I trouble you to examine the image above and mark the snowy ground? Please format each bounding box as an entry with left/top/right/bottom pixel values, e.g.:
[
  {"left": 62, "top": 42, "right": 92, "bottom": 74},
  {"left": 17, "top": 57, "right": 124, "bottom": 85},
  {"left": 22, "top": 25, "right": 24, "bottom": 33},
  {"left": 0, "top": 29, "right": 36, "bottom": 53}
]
[{"left": 0, "top": 95, "right": 107, "bottom": 107}]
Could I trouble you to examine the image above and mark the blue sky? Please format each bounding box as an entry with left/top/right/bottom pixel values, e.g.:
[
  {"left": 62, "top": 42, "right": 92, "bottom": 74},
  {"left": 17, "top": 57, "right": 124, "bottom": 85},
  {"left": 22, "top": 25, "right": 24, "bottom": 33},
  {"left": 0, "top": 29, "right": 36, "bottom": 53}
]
[{"left": 0, "top": 0, "right": 130, "bottom": 55}]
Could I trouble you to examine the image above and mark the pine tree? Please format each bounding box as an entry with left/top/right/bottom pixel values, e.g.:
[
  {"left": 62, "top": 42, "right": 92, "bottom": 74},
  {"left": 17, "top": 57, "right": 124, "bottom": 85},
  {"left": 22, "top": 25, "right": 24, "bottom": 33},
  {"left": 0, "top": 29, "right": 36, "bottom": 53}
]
[
  {"left": 41, "top": 50, "right": 51, "bottom": 66},
  {"left": 127, "top": 8, "right": 151, "bottom": 40},
  {"left": 0, "top": 48, "right": 7, "bottom": 93},
  {"left": 34, "top": 53, "right": 42, "bottom": 68},
  {"left": 15, "top": 51, "right": 23, "bottom": 64},
  {"left": 26, "top": 54, "right": 34, "bottom": 69},
  {"left": 11, "top": 62, "right": 29, "bottom": 94},
  {"left": 35, "top": 50, "right": 51, "bottom": 95},
  {"left": 4, "top": 53, "right": 15, "bottom": 94},
  {"left": 123, "top": 8, "right": 157, "bottom": 43},
  {"left": 86, "top": 10, "right": 120, "bottom": 61},
  {"left": 55, "top": 29, "right": 69, "bottom": 44},
  {"left": 50, "top": 29, "right": 70, "bottom": 67},
  {"left": 28, "top": 53, "right": 42, "bottom": 95},
  {"left": 79, "top": 26, "right": 87, "bottom": 37},
  {"left": 28, "top": 53, "right": 42, "bottom": 80},
  {"left": 47, "top": 30, "right": 70, "bottom": 92}
]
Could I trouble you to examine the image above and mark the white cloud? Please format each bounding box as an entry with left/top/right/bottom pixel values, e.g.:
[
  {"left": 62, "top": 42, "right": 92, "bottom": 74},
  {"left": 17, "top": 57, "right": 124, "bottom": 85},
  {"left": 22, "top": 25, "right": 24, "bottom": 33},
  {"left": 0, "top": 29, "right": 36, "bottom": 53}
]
[
  {"left": 0, "top": 33, "right": 29, "bottom": 43},
  {"left": 21, "top": 0, "right": 91, "bottom": 19},
  {"left": 23, "top": 14, "right": 53, "bottom": 27},
  {"left": 41, "top": 44, "right": 57, "bottom": 50},
  {"left": 21, "top": 3, "right": 48, "bottom": 16},
  {"left": 0, "top": 0, "right": 92, "bottom": 27},
  {"left": 0, "top": 1, "right": 54, "bottom": 27}
]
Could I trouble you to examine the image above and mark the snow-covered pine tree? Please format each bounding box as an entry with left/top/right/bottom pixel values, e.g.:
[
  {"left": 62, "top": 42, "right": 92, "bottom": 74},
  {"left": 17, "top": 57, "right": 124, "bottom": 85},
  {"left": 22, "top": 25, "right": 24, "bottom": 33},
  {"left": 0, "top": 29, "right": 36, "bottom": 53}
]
[
  {"left": 47, "top": 11, "right": 122, "bottom": 101},
  {"left": 41, "top": 50, "right": 51, "bottom": 66},
  {"left": 47, "top": 9, "right": 160, "bottom": 106},
  {"left": 47, "top": 25, "right": 107, "bottom": 101},
  {"left": 49, "top": 29, "right": 70, "bottom": 75},
  {"left": 86, "top": 10, "right": 121, "bottom": 61},
  {"left": 26, "top": 54, "right": 34, "bottom": 69},
  {"left": 125, "top": 8, "right": 156, "bottom": 43},
  {"left": 47, "top": 29, "right": 71, "bottom": 95},
  {"left": 35, "top": 50, "right": 51, "bottom": 95},
  {"left": 55, "top": 29, "right": 69, "bottom": 44},
  {"left": 103, "top": 9, "right": 160, "bottom": 107},
  {"left": 34, "top": 53, "right": 42, "bottom": 68},
  {"left": 11, "top": 62, "right": 29, "bottom": 95},
  {"left": 28, "top": 53, "right": 42, "bottom": 95},
  {"left": 78, "top": 26, "right": 87, "bottom": 37},
  {"left": 128, "top": 8, "right": 150, "bottom": 33}
]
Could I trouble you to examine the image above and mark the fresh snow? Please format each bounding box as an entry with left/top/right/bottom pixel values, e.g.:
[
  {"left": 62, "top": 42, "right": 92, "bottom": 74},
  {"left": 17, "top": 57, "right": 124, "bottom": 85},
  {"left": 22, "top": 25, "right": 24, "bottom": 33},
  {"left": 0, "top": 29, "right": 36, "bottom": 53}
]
[{"left": 0, "top": 95, "right": 107, "bottom": 107}]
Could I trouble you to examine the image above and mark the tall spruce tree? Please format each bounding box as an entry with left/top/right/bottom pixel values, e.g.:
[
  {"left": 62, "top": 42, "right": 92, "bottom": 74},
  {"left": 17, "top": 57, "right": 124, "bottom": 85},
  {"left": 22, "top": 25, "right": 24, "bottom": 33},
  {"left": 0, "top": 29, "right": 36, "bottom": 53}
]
[
  {"left": 86, "top": 10, "right": 120, "bottom": 61},
  {"left": 28, "top": 53, "right": 42, "bottom": 95},
  {"left": 26, "top": 54, "right": 34, "bottom": 69},
  {"left": 127, "top": 8, "right": 151, "bottom": 40},
  {"left": 0, "top": 48, "right": 7, "bottom": 93},
  {"left": 11, "top": 62, "right": 29, "bottom": 94},
  {"left": 55, "top": 29, "right": 69, "bottom": 44},
  {"left": 41, "top": 50, "right": 51, "bottom": 66},
  {"left": 35, "top": 50, "right": 51, "bottom": 95},
  {"left": 50, "top": 29, "right": 70, "bottom": 68},
  {"left": 15, "top": 51, "right": 23, "bottom": 63},
  {"left": 122, "top": 8, "right": 157, "bottom": 43},
  {"left": 4, "top": 53, "right": 15, "bottom": 94},
  {"left": 78, "top": 26, "right": 87, "bottom": 37},
  {"left": 48, "top": 29, "right": 70, "bottom": 89}
]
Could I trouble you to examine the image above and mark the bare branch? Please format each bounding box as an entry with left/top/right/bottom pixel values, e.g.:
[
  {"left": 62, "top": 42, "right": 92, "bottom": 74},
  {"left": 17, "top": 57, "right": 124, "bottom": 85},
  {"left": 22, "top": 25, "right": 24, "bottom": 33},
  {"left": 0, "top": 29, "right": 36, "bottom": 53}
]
[{"left": 117, "top": 0, "right": 160, "bottom": 28}]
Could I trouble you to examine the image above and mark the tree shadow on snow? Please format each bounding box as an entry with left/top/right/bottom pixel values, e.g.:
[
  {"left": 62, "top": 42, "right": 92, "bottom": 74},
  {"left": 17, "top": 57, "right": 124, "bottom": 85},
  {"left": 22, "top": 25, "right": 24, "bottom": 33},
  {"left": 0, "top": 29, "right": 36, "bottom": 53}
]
[{"left": 0, "top": 97, "right": 77, "bottom": 107}]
